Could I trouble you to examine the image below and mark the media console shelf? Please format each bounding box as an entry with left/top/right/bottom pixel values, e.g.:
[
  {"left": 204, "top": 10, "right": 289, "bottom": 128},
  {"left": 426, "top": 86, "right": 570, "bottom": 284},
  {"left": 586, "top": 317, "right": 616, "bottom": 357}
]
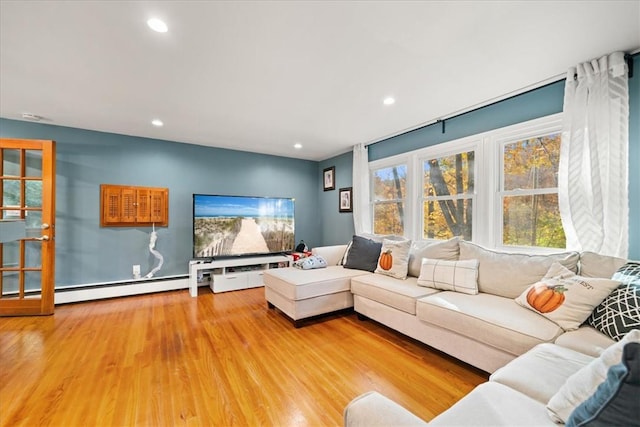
[{"left": 188, "top": 254, "right": 291, "bottom": 297}]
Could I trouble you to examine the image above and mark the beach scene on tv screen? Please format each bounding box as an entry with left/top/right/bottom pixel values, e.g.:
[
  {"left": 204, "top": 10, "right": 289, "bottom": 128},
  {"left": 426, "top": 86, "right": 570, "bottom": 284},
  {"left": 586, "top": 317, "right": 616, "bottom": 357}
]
[{"left": 193, "top": 195, "right": 295, "bottom": 258}]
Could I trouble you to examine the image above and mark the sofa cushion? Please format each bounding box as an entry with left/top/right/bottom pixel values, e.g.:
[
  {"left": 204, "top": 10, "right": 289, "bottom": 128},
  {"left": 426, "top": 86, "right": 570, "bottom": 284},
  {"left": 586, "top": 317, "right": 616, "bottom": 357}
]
[
  {"left": 578, "top": 251, "right": 627, "bottom": 278},
  {"left": 407, "top": 237, "right": 460, "bottom": 278},
  {"left": 344, "top": 391, "right": 428, "bottom": 427},
  {"left": 554, "top": 326, "right": 616, "bottom": 358},
  {"left": 312, "top": 244, "right": 349, "bottom": 266},
  {"left": 458, "top": 240, "right": 579, "bottom": 298},
  {"left": 416, "top": 292, "right": 563, "bottom": 356},
  {"left": 565, "top": 342, "right": 640, "bottom": 427},
  {"left": 374, "top": 238, "right": 411, "bottom": 280},
  {"left": 547, "top": 329, "right": 640, "bottom": 423},
  {"left": 490, "top": 343, "right": 593, "bottom": 404},
  {"left": 351, "top": 274, "right": 439, "bottom": 315},
  {"left": 515, "top": 263, "right": 620, "bottom": 331},
  {"left": 417, "top": 258, "right": 479, "bottom": 295},
  {"left": 588, "top": 262, "right": 640, "bottom": 341},
  {"left": 263, "top": 265, "right": 370, "bottom": 301},
  {"left": 343, "top": 235, "right": 383, "bottom": 272},
  {"left": 429, "top": 382, "right": 555, "bottom": 427}
]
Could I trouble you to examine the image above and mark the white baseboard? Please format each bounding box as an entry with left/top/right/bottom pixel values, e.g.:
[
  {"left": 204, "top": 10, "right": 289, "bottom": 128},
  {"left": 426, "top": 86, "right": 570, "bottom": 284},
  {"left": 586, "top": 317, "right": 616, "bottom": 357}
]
[{"left": 54, "top": 276, "right": 200, "bottom": 304}]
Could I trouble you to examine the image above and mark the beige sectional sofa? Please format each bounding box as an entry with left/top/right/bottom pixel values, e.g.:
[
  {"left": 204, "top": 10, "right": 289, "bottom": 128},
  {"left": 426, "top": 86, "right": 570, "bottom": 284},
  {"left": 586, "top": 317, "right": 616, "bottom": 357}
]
[
  {"left": 265, "top": 236, "right": 626, "bottom": 373},
  {"left": 263, "top": 236, "right": 638, "bottom": 425}
]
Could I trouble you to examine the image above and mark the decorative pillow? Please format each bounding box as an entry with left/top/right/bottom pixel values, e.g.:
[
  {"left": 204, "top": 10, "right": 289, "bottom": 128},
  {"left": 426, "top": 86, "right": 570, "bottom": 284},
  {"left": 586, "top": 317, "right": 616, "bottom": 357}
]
[
  {"left": 292, "top": 255, "right": 327, "bottom": 270},
  {"left": 515, "top": 263, "right": 620, "bottom": 331},
  {"left": 374, "top": 238, "right": 411, "bottom": 280},
  {"left": 406, "top": 237, "right": 460, "bottom": 278},
  {"left": 340, "top": 234, "right": 405, "bottom": 265},
  {"left": 546, "top": 329, "right": 640, "bottom": 423},
  {"left": 459, "top": 240, "right": 579, "bottom": 298},
  {"left": 343, "top": 235, "right": 383, "bottom": 272},
  {"left": 588, "top": 262, "right": 640, "bottom": 341},
  {"left": 566, "top": 342, "right": 640, "bottom": 427},
  {"left": 417, "top": 258, "right": 479, "bottom": 295}
]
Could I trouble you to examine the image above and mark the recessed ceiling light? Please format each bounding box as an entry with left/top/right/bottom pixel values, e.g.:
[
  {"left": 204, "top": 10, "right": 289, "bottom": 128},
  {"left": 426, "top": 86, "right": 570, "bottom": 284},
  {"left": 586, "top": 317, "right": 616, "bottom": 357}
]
[
  {"left": 147, "top": 18, "right": 168, "bottom": 33},
  {"left": 294, "top": 143, "right": 302, "bottom": 149},
  {"left": 151, "top": 119, "right": 163, "bottom": 127},
  {"left": 383, "top": 97, "right": 395, "bottom": 105}
]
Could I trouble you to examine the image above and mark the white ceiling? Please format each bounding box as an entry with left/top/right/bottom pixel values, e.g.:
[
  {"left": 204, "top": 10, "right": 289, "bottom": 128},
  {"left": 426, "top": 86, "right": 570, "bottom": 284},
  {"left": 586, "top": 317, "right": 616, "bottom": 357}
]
[{"left": 1, "top": 1, "right": 639, "bottom": 161}]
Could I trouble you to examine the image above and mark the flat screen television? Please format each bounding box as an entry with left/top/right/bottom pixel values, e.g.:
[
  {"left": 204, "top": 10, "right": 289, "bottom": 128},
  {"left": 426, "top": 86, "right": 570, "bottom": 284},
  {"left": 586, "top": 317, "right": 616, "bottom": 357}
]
[{"left": 192, "top": 194, "right": 295, "bottom": 259}]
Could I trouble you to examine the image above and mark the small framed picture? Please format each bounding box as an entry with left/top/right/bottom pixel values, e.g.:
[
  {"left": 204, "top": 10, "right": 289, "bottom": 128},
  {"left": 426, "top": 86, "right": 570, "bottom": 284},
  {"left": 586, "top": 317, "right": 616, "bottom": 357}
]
[
  {"left": 323, "top": 166, "right": 335, "bottom": 191},
  {"left": 339, "top": 187, "right": 353, "bottom": 213}
]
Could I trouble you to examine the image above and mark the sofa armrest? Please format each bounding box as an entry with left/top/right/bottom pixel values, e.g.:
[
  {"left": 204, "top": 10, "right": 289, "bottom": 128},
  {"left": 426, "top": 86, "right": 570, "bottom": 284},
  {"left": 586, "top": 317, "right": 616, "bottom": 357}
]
[
  {"left": 312, "top": 244, "right": 348, "bottom": 266},
  {"left": 344, "top": 391, "right": 428, "bottom": 426}
]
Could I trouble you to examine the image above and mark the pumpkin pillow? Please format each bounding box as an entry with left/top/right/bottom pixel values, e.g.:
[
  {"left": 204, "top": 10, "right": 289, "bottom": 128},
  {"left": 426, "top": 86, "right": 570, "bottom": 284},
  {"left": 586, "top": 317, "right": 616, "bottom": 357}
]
[
  {"left": 417, "top": 258, "right": 479, "bottom": 295},
  {"left": 374, "top": 238, "right": 411, "bottom": 280},
  {"left": 515, "top": 263, "right": 620, "bottom": 331}
]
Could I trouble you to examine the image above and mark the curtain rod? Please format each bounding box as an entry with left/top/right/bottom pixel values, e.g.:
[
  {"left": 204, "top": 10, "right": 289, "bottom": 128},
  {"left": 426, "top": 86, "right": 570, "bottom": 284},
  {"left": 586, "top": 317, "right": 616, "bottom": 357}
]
[{"left": 365, "top": 51, "right": 637, "bottom": 147}]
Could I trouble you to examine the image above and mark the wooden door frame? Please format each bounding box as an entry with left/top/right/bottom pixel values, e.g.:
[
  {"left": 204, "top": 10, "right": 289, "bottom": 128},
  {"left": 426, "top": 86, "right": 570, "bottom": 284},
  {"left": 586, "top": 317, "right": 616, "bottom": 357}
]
[{"left": 0, "top": 138, "right": 56, "bottom": 315}]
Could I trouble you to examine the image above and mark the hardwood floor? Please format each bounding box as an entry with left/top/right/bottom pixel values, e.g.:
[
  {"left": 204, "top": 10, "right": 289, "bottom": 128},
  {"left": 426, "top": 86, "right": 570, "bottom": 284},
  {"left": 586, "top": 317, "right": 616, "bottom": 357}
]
[{"left": 0, "top": 287, "right": 488, "bottom": 426}]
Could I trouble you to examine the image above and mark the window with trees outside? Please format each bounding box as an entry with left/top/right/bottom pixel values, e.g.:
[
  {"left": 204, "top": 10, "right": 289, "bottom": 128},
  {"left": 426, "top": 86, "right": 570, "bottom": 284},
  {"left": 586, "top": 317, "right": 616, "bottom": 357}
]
[
  {"left": 500, "top": 132, "right": 565, "bottom": 248},
  {"left": 372, "top": 164, "right": 407, "bottom": 236},
  {"left": 422, "top": 151, "right": 474, "bottom": 241},
  {"left": 369, "top": 113, "right": 565, "bottom": 251}
]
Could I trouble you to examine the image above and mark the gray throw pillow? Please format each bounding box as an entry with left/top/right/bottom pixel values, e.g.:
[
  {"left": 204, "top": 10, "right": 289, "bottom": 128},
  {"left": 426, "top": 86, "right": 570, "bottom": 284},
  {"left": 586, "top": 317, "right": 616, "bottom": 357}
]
[{"left": 343, "top": 235, "right": 382, "bottom": 273}]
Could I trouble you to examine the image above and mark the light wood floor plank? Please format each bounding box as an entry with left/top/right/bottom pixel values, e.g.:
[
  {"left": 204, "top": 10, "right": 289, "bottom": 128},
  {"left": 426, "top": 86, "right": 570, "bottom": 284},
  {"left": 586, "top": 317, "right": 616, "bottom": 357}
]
[{"left": 0, "top": 287, "right": 488, "bottom": 426}]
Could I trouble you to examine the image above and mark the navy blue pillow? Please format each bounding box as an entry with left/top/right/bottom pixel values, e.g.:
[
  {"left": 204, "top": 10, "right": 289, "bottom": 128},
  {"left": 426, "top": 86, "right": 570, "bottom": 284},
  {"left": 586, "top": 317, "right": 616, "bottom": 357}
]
[
  {"left": 343, "top": 235, "right": 382, "bottom": 273},
  {"left": 566, "top": 342, "right": 640, "bottom": 427}
]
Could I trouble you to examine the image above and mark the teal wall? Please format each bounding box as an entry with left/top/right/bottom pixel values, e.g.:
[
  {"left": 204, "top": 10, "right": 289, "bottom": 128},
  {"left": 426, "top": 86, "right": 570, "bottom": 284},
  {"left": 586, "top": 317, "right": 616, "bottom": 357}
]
[
  {"left": 322, "top": 54, "right": 640, "bottom": 260},
  {"left": 318, "top": 151, "right": 354, "bottom": 246},
  {"left": 0, "top": 119, "right": 320, "bottom": 286}
]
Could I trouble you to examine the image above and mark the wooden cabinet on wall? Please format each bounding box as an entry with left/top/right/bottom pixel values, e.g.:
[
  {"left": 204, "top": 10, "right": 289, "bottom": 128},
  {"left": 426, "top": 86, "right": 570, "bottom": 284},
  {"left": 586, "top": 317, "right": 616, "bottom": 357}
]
[{"left": 100, "top": 184, "right": 168, "bottom": 227}]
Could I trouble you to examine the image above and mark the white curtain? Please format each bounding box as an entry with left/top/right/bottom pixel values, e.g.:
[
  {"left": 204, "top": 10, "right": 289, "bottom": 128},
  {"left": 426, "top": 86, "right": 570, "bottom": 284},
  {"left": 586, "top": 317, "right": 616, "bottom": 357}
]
[
  {"left": 558, "top": 51, "right": 629, "bottom": 258},
  {"left": 353, "top": 143, "right": 372, "bottom": 235}
]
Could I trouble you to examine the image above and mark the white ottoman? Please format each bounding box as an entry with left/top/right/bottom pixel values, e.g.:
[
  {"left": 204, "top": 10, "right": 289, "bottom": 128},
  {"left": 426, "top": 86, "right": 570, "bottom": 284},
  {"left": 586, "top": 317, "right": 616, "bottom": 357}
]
[{"left": 263, "top": 265, "right": 370, "bottom": 327}]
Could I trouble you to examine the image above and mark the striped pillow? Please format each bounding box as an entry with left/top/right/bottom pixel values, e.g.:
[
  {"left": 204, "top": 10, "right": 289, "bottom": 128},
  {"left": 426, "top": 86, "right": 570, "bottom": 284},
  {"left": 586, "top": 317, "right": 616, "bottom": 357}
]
[{"left": 417, "top": 258, "right": 479, "bottom": 295}]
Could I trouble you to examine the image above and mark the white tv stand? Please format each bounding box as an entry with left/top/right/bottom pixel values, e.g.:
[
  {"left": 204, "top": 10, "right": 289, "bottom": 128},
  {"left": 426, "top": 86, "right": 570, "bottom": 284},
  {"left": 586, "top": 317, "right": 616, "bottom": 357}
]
[{"left": 188, "top": 254, "right": 291, "bottom": 297}]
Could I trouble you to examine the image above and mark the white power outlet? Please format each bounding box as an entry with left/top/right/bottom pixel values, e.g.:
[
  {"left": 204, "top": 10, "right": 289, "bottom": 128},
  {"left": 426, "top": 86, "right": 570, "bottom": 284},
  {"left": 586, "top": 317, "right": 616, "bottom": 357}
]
[{"left": 133, "top": 265, "right": 141, "bottom": 277}]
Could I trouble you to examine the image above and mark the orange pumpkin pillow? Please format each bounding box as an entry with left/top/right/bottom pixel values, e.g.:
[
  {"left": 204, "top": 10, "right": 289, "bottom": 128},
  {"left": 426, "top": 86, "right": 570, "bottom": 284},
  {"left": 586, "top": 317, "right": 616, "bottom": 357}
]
[
  {"left": 515, "top": 263, "right": 620, "bottom": 331},
  {"left": 374, "top": 239, "right": 411, "bottom": 280}
]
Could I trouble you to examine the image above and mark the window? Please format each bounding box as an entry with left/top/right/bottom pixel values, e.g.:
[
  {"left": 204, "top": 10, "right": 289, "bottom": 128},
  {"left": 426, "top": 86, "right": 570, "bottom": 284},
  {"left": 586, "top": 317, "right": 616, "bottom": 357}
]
[
  {"left": 371, "top": 164, "right": 407, "bottom": 235},
  {"left": 367, "top": 113, "right": 565, "bottom": 251},
  {"left": 499, "top": 132, "right": 565, "bottom": 248},
  {"left": 422, "top": 150, "right": 475, "bottom": 240}
]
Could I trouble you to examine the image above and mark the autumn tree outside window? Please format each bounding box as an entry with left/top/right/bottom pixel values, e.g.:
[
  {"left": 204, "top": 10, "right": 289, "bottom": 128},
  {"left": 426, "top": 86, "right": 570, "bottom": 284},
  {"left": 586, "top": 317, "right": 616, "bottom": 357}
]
[
  {"left": 422, "top": 151, "right": 475, "bottom": 241},
  {"left": 499, "top": 133, "right": 565, "bottom": 248},
  {"left": 372, "top": 164, "right": 407, "bottom": 236}
]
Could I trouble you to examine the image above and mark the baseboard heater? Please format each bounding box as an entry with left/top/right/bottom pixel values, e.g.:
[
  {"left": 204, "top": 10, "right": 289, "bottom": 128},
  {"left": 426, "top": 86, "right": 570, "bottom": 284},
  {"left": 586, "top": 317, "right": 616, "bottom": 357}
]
[{"left": 54, "top": 274, "right": 192, "bottom": 305}]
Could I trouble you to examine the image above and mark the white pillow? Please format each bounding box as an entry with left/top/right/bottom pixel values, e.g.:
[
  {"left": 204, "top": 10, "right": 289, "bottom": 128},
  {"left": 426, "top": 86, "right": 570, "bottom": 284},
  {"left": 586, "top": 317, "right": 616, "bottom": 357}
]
[
  {"left": 515, "top": 263, "right": 620, "bottom": 331},
  {"left": 417, "top": 258, "right": 479, "bottom": 295},
  {"left": 407, "top": 237, "right": 460, "bottom": 278},
  {"left": 546, "top": 329, "right": 640, "bottom": 423},
  {"left": 374, "top": 238, "right": 411, "bottom": 280}
]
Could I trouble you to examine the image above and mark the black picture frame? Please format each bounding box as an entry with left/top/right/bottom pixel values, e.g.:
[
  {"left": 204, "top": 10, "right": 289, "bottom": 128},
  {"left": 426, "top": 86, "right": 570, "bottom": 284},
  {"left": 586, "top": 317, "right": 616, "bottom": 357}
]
[
  {"left": 323, "top": 166, "right": 335, "bottom": 191},
  {"left": 339, "top": 187, "right": 353, "bottom": 213}
]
